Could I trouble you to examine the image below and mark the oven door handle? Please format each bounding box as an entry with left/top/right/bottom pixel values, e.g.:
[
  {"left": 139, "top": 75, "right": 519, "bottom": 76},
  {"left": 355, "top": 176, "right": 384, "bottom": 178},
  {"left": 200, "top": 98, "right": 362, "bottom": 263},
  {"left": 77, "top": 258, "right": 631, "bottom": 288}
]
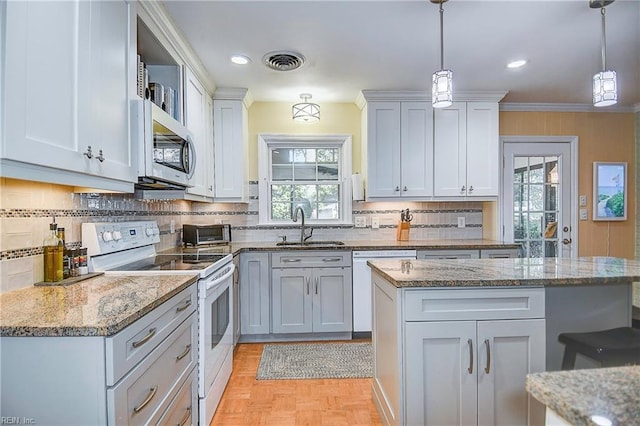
[{"left": 205, "top": 263, "right": 235, "bottom": 291}]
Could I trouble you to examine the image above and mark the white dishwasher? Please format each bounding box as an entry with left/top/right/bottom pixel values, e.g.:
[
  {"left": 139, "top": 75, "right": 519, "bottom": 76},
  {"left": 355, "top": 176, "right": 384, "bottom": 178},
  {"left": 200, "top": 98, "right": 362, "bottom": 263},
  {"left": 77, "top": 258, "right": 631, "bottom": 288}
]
[{"left": 352, "top": 250, "right": 417, "bottom": 333}]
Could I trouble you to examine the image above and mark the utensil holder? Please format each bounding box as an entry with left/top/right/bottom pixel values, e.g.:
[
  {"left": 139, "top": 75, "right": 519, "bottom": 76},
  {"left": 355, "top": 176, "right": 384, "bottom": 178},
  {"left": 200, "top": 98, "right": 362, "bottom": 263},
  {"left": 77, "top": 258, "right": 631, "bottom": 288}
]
[{"left": 397, "top": 221, "right": 410, "bottom": 241}]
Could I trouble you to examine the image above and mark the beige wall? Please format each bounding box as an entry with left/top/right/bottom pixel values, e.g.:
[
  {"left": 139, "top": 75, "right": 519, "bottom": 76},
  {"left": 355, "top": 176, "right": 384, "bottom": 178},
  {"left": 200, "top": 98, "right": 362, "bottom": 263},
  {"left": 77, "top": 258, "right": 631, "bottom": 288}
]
[
  {"left": 247, "top": 102, "right": 362, "bottom": 180},
  {"left": 500, "top": 111, "right": 636, "bottom": 259}
]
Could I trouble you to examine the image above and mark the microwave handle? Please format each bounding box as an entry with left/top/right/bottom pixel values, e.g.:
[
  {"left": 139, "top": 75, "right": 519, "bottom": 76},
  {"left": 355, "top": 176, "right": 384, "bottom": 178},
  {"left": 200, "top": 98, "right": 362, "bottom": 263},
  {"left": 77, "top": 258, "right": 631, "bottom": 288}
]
[{"left": 184, "top": 135, "right": 197, "bottom": 179}]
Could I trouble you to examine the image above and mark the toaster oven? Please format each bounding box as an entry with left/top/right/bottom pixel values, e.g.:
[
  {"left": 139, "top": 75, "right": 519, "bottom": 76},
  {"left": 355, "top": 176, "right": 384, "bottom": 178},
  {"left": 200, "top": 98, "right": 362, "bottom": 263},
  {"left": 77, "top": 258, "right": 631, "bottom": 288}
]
[{"left": 183, "top": 224, "right": 231, "bottom": 246}]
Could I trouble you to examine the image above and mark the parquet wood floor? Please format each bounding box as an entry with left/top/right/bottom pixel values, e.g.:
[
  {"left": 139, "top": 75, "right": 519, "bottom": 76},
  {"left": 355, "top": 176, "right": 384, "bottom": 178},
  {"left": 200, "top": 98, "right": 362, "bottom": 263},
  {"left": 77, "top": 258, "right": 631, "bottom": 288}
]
[{"left": 210, "top": 342, "right": 383, "bottom": 426}]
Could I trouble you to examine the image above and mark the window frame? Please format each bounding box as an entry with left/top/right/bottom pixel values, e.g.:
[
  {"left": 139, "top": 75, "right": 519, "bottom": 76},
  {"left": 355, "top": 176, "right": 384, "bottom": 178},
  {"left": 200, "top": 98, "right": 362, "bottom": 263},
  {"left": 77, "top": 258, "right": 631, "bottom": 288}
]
[{"left": 258, "top": 133, "right": 353, "bottom": 225}]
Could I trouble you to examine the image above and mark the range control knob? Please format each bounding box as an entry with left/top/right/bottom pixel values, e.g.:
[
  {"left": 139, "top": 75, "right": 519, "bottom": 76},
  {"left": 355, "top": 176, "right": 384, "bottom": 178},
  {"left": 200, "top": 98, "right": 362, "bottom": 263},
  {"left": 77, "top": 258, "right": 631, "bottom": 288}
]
[
  {"left": 112, "top": 231, "right": 122, "bottom": 241},
  {"left": 102, "top": 231, "right": 113, "bottom": 242},
  {"left": 145, "top": 227, "right": 155, "bottom": 237}
]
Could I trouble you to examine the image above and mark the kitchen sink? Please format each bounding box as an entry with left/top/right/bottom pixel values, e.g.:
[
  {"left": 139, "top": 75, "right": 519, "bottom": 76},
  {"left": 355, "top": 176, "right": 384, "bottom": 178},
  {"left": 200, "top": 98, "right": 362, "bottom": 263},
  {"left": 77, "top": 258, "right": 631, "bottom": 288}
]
[{"left": 276, "top": 240, "right": 345, "bottom": 246}]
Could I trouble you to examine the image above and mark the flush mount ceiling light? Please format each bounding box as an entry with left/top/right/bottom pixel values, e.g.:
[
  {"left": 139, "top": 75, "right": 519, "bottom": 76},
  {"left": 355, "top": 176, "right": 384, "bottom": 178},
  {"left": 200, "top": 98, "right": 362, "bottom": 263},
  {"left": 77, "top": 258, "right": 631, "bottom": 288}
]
[
  {"left": 230, "top": 55, "right": 251, "bottom": 65},
  {"left": 431, "top": 0, "right": 453, "bottom": 108},
  {"left": 292, "top": 93, "right": 320, "bottom": 123},
  {"left": 591, "top": 0, "right": 617, "bottom": 107}
]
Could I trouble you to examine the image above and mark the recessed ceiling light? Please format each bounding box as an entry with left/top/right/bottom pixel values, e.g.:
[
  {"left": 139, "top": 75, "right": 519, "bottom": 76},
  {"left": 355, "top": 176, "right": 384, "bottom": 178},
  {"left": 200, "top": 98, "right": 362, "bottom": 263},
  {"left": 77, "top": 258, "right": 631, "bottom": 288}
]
[
  {"left": 507, "top": 59, "right": 527, "bottom": 69},
  {"left": 230, "top": 55, "right": 251, "bottom": 65}
]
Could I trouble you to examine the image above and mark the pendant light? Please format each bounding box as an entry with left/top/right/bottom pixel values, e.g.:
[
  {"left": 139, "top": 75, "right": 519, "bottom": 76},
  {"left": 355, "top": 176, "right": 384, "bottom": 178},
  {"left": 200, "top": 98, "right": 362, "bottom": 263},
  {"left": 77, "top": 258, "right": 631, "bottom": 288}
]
[
  {"left": 591, "top": 0, "right": 617, "bottom": 107},
  {"left": 292, "top": 93, "right": 320, "bottom": 123},
  {"left": 431, "top": 0, "right": 452, "bottom": 108}
]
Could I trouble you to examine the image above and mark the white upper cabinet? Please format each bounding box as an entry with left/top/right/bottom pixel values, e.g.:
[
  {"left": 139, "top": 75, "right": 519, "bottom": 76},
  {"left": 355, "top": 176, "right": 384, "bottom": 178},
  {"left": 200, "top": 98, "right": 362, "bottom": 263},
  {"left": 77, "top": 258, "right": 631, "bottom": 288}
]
[
  {"left": 434, "top": 101, "right": 500, "bottom": 197},
  {"left": 213, "top": 88, "right": 251, "bottom": 202},
  {"left": 1, "top": 0, "right": 136, "bottom": 192},
  {"left": 362, "top": 92, "right": 434, "bottom": 199},
  {"left": 183, "top": 67, "right": 213, "bottom": 199}
]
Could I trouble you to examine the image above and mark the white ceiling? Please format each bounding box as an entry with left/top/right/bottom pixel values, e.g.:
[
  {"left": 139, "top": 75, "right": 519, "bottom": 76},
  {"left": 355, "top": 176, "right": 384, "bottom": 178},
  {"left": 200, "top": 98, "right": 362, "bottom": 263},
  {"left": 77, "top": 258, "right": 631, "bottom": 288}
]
[{"left": 163, "top": 0, "right": 640, "bottom": 108}]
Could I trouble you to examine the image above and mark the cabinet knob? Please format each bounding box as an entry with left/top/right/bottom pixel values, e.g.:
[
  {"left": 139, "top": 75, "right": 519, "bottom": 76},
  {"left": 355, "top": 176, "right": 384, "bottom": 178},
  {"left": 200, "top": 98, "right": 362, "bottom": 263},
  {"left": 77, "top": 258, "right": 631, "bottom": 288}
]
[
  {"left": 469, "top": 185, "right": 474, "bottom": 193},
  {"left": 395, "top": 186, "right": 400, "bottom": 192},
  {"left": 403, "top": 186, "right": 408, "bottom": 192},
  {"left": 96, "top": 149, "right": 105, "bottom": 163},
  {"left": 83, "top": 146, "right": 93, "bottom": 159},
  {"left": 461, "top": 185, "right": 466, "bottom": 193}
]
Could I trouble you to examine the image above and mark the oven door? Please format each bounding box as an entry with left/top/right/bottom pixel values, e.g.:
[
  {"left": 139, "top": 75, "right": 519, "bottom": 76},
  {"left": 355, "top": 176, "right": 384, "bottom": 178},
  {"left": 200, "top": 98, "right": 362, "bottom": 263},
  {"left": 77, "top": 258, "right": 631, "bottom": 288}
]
[{"left": 199, "top": 262, "right": 234, "bottom": 397}]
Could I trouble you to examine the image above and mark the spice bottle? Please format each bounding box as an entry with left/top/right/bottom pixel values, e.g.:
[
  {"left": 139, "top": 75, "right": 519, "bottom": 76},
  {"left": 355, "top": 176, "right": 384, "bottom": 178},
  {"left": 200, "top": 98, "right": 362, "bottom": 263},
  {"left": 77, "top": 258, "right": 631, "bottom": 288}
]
[
  {"left": 43, "top": 223, "right": 63, "bottom": 282},
  {"left": 78, "top": 248, "right": 88, "bottom": 275}
]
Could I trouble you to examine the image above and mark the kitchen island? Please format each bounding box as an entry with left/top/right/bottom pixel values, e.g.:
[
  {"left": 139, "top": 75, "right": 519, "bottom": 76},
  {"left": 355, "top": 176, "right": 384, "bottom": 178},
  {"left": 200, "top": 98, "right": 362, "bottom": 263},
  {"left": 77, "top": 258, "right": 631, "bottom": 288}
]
[{"left": 368, "top": 257, "right": 640, "bottom": 426}]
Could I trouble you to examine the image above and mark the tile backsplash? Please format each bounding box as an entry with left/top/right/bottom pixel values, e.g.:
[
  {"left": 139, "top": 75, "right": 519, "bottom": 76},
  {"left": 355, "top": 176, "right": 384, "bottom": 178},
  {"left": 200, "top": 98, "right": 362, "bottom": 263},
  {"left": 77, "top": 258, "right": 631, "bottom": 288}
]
[{"left": 1, "top": 179, "right": 482, "bottom": 292}]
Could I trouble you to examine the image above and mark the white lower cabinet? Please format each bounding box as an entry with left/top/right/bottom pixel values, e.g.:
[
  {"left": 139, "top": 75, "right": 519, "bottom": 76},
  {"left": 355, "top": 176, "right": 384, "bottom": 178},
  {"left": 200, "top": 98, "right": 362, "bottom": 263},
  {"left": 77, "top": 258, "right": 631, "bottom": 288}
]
[
  {"left": 0, "top": 285, "right": 197, "bottom": 426},
  {"left": 372, "top": 278, "right": 546, "bottom": 426},
  {"left": 271, "top": 251, "right": 352, "bottom": 334},
  {"left": 405, "top": 319, "right": 545, "bottom": 426},
  {"left": 240, "top": 252, "right": 271, "bottom": 335}
]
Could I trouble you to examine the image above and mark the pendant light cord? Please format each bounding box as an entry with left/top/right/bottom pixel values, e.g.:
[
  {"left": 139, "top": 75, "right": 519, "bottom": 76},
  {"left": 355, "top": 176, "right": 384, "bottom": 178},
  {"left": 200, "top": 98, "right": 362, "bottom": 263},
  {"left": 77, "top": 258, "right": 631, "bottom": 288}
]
[
  {"left": 600, "top": 7, "right": 607, "bottom": 71},
  {"left": 439, "top": 1, "right": 445, "bottom": 69}
]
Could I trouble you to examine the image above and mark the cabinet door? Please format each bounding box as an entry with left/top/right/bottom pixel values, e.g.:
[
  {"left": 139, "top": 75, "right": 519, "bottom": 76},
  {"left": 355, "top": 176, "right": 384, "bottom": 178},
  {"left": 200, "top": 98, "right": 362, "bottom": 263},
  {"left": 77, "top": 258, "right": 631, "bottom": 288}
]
[
  {"left": 240, "top": 253, "right": 270, "bottom": 335},
  {"left": 477, "top": 319, "right": 545, "bottom": 426},
  {"left": 405, "top": 321, "right": 477, "bottom": 426},
  {"left": 466, "top": 102, "right": 499, "bottom": 196},
  {"left": 434, "top": 102, "right": 467, "bottom": 196},
  {"left": 271, "top": 269, "right": 312, "bottom": 333},
  {"left": 400, "top": 102, "right": 433, "bottom": 197},
  {"left": 312, "top": 267, "right": 352, "bottom": 333},
  {"left": 184, "top": 67, "right": 213, "bottom": 198},
  {"left": 83, "top": 0, "right": 136, "bottom": 183},
  {"left": 3, "top": 1, "right": 85, "bottom": 171},
  {"left": 214, "top": 99, "right": 246, "bottom": 200},
  {"left": 366, "top": 102, "right": 401, "bottom": 197}
]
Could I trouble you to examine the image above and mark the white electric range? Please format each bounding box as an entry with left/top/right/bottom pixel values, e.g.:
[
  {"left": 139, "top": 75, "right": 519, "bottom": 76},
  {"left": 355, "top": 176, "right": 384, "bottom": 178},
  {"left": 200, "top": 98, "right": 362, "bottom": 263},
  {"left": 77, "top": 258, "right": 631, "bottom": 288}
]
[{"left": 82, "top": 221, "right": 234, "bottom": 426}]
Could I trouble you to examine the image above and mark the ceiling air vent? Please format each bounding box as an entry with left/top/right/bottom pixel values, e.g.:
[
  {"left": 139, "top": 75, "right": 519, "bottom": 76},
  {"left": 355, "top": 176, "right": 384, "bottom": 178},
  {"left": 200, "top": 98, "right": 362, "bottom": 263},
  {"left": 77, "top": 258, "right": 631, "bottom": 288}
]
[{"left": 263, "top": 51, "right": 305, "bottom": 71}]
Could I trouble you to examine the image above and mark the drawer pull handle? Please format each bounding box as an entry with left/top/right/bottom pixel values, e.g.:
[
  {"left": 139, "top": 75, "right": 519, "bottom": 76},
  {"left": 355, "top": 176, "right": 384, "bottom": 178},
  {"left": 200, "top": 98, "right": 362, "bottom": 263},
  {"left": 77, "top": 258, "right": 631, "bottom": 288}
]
[
  {"left": 133, "top": 385, "right": 158, "bottom": 413},
  {"left": 176, "top": 344, "right": 192, "bottom": 361},
  {"left": 176, "top": 299, "right": 192, "bottom": 313},
  {"left": 467, "top": 339, "right": 474, "bottom": 374},
  {"left": 132, "top": 328, "right": 157, "bottom": 348},
  {"left": 322, "top": 257, "right": 342, "bottom": 262},
  {"left": 178, "top": 407, "right": 192, "bottom": 426},
  {"left": 484, "top": 339, "right": 491, "bottom": 374},
  {"left": 315, "top": 277, "right": 318, "bottom": 295},
  {"left": 306, "top": 277, "right": 310, "bottom": 295},
  {"left": 282, "top": 258, "right": 301, "bottom": 263}
]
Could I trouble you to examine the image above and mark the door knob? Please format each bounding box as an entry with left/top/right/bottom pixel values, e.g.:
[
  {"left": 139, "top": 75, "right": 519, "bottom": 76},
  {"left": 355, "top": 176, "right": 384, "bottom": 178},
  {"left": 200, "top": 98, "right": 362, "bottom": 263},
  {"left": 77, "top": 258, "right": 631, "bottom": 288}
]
[{"left": 562, "top": 238, "right": 572, "bottom": 245}]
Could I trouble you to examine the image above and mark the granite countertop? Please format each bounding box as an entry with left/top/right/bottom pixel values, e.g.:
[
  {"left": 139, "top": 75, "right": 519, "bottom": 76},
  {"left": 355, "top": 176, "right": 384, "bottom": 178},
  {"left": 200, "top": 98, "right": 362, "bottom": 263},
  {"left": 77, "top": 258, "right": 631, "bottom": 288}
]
[
  {"left": 228, "top": 239, "right": 521, "bottom": 254},
  {"left": 0, "top": 274, "right": 198, "bottom": 337},
  {"left": 527, "top": 366, "right": 640, "bottom": 426},
  {"left": 368, "top": 256, "right": 640, "bottom": 288}
]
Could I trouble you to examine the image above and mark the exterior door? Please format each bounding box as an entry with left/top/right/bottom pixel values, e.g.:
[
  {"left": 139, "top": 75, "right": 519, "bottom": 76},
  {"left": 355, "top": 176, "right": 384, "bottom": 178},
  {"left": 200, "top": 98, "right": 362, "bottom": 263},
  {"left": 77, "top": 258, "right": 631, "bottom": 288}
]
[{"left": 503, "top": 139, "right": 575, "bottom": 258}]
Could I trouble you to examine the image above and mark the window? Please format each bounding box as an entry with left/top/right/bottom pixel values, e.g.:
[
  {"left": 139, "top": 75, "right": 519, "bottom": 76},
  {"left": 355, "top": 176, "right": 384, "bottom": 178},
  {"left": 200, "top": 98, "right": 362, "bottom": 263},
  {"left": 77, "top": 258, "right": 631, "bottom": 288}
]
[{"left": 258, "top": 134, "right": 352, "bottom": 225}]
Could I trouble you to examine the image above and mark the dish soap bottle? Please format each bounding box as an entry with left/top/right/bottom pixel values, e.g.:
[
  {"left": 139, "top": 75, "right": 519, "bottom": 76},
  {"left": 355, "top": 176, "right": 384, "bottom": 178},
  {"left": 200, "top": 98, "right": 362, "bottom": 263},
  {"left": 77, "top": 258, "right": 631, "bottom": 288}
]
[{"left": 43, "top": 222, "right": 63, "bottom": 282}]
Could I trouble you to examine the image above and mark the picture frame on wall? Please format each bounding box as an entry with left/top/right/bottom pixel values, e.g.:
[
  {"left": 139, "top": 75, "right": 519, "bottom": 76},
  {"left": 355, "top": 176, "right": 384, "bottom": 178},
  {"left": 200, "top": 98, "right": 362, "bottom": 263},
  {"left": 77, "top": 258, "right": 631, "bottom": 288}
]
[{"left": 593, "top": 162, "right": 627, "bottom": 221}]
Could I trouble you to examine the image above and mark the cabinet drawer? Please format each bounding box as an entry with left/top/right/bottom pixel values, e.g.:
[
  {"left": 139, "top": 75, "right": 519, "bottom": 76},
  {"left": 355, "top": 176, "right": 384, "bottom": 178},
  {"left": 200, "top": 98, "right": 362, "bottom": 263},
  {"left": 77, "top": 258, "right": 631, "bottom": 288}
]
[
  {"left": 107, "top": 313, "right": 197, "bottom": 425},
  {"left": 404, "top": 288, "right": 545, "bottom": 321},
  {"left": 417, "top": 249, "right": 480, "bottom": 259},
  {"left": 106, "top": 285, "right": 196, "bottom": 386},
  {"left": 155, "top": 367, "right": 197, "bottom": 426},
  {"left": 480, "top": 248, "right": 520, "bottom": 258},
  {"left": 272, "top": 251, "right": 351, "bottom": 268}
]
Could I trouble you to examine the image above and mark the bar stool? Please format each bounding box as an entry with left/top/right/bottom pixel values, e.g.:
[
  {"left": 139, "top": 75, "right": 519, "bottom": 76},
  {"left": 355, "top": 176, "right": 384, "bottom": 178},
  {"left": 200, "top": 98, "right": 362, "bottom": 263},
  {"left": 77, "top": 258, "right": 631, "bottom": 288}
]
[{"left": 558, "top": 327, "right": 640, "bottom": 370}]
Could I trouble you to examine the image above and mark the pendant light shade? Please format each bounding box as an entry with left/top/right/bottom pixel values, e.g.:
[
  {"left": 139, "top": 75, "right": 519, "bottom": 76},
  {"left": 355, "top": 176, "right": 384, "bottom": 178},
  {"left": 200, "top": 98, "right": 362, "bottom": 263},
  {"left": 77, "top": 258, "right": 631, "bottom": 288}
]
[
  {"left": 431, "top": 0, "right": 452, "bottom": 108},
  {"left": 591, "top": 0, "right": 617, "bottom": 107},
  {"left": 292, "top": 93, "right": 320, "bottom": 123}
]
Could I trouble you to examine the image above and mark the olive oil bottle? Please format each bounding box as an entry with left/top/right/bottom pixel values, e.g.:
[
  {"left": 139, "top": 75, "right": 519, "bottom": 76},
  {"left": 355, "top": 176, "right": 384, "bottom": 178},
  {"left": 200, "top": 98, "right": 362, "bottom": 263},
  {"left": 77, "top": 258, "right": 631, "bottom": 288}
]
[{"left": 43, "top": 222, "right": 63, "bottom": 282}]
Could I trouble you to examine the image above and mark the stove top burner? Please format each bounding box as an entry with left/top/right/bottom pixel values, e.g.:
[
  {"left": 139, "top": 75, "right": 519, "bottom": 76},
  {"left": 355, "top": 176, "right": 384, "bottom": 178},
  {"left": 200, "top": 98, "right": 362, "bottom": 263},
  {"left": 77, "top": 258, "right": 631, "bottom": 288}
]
[{"left": 113, "top": 253, "right": 228, "bottom": 272}]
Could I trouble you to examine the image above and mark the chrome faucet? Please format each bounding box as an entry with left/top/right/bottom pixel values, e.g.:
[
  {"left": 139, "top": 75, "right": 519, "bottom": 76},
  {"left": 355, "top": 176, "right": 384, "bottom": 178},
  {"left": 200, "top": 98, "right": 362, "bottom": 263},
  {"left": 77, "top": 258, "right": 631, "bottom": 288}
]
[{"left": 292, "top": 205, "right": 313, "bottom": 244}]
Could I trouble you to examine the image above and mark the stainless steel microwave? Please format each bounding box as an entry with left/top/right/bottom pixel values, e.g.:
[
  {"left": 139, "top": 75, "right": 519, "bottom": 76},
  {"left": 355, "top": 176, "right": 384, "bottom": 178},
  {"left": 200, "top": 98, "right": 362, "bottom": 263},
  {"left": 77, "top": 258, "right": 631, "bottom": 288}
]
[
  {"left": 183, "top": 224, "right": 232, "bottom": 246},
  {"left": 136, "top": 99, "right": 196, "bottom": 188}
]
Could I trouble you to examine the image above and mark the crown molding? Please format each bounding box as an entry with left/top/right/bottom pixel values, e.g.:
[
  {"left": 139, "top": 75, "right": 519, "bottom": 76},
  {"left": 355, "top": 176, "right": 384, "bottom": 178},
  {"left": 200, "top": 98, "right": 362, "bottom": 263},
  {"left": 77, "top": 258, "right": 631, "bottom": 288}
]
[
  {"left": 500, "top": 103, "right": 635, "bottom": 113},
  {"left": 137, "top": 1, "right": 215, "bottom": 95},
  {"left": 358, "top": 90, "right": 508, "bottom": 104},
  {"left": 213, "top": 88, "right": 254, "bottom": 108}
]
